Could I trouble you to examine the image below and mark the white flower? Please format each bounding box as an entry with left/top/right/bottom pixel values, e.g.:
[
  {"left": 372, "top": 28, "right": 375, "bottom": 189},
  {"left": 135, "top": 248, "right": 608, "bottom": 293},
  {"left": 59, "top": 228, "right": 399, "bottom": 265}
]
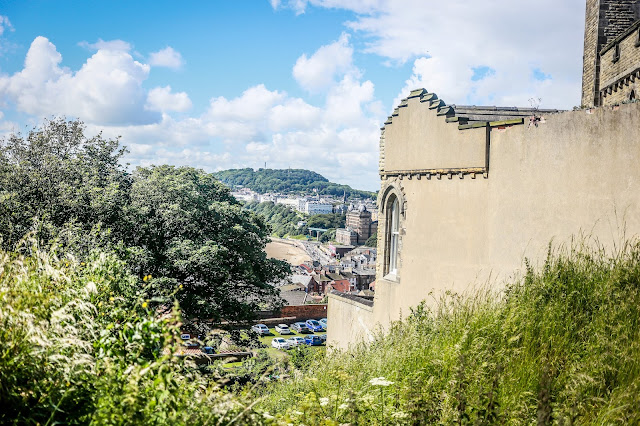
[
  {"left": 369, "top": 376, "right": 394, "bottom": 387},
  {"left": 319, "top": 397, "right": 329, "bottom": 406},
  {"left": 262, "top": 412, "right": 274, "bottom": 419},
  {"left": 338, "top": 403, "right": 348, "bottom": 410}
]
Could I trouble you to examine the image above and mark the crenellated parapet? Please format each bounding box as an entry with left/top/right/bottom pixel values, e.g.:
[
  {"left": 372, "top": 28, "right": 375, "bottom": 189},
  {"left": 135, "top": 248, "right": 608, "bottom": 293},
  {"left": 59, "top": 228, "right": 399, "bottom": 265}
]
[{"left": 379, "top": 88, "right": 561, "bottom": 180}]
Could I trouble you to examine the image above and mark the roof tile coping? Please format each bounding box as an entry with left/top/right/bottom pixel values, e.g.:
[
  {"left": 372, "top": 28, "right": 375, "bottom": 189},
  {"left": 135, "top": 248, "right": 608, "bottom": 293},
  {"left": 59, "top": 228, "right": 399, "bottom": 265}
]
[{"left": 381, "top": 88, "right": 561, "bottom": 130}]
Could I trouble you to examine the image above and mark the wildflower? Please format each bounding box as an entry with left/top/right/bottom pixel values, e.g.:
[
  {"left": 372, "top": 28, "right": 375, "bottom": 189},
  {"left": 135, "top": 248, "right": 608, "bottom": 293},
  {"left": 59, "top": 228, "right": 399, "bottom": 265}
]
[
  {"left": 262, "top": 412, "right": 274, "bottom": 420},
  {"left": 148, "top": 274, "right": 152, "bottom": 280},
  {"left": 179, "top": 284, "right": 183, "bottom": 289},
  {"left": 369, "top": 376, "right": 394, "bottom": 387},
  {"left": 319, "top": 397, "right": 329, "bottom": 406},
  {"left": 143, "top": 275, "right": 148, "bottom": 282},
  {"left": 81, "top": 262, "right": 85, "bottom": 266},
  {"left": 338, "top": 403, "right": 348, "bottom": 410},
  {"left": 142, "top": 302, "right": 148, "bottom": 309}
]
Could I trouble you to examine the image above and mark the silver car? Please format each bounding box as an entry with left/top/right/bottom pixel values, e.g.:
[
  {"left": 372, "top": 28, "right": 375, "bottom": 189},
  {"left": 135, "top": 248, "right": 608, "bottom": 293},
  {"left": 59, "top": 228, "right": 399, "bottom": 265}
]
[
  {"left": 287, "top": 336, "right": 306, "bottom": 347},
  {"left": 251, "top": 324, "right": 270, "bottom": 335},
  {"left": 274, "top": 324, "right": 292, "bottom": 335}
]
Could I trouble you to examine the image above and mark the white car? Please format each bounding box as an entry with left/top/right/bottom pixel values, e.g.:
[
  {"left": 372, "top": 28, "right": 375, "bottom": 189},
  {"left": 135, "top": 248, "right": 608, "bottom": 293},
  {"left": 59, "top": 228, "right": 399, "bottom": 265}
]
[
  {"left": 251, "top": 324, "right": 270, "bottom": 335},
  {"left": 271, "top": 337, "right": 291, "bottom": 350},
  {"left": 287, "top": 336, "right": 306, "bottom": 347},
  {"left": 274, "top": 324, "right": 292, "bottom": 335}
]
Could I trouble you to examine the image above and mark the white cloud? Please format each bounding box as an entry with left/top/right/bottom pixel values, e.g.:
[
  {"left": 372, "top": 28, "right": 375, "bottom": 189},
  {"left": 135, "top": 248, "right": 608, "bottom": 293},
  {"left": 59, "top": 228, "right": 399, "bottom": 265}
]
[
  {"left": 0, "top": 15, "right": 14, "bottom": 36},
  {"left": 269, "top": 98, "right": 321, "bottom": 131},
  {"left": 148, "top": 46, "right": 184, "bottom": 69},
  {"left": 293, "top": 33, "right": 356, "bottom": 92},
  {"left": 146, "top": 86, "right": 192, "bottom": 112},
  {"left": 79, "top": 38, "right": 131, "bottom": 52},
  {"left": 0, "top": 36, "right": 159, "bottom": 125},
  {"left": 280, "top": 0, "right": 585, "bottom": 110}
]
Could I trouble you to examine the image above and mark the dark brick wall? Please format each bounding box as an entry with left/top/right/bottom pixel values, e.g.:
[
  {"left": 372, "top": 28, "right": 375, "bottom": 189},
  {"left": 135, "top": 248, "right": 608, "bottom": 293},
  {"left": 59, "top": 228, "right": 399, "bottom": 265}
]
[
  {"left": 582, "top": 0, "right": 640, "bottom": 107},
  {"left": 280, "top": 304, "right": 328, "bottom": 320}
]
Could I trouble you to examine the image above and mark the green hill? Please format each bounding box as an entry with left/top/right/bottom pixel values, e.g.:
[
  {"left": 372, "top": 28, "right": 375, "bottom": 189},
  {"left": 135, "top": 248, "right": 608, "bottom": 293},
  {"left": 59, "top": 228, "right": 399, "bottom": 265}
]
[{"left": 214, "top": 168, "right": 376, "bottom": 199}]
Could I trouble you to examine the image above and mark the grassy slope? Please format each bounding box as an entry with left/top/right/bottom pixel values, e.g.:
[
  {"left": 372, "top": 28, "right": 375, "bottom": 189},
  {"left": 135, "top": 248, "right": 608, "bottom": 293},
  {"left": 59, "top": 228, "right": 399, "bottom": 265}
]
[{"left": 258, "top": 241, "right": 640, "bottom": 424}]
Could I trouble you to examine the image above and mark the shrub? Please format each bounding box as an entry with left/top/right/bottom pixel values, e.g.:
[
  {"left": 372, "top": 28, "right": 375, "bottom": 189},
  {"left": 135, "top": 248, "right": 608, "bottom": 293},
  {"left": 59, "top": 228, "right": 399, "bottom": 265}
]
[{"left": 259, "top": 240, "right": 640, "bottom": 424}]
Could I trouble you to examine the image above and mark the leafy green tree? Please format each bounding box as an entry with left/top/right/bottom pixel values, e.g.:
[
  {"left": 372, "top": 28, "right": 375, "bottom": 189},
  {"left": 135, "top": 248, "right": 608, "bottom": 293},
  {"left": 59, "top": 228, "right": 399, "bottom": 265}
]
[
  {"left": 0, "top": 118, "right": 130, "bottom": 251},
  {"left": 0, "top": 119, "right": 290, "bottom": 324},
  {"left": 365, "top": 232, "right": 378, "bottom": 247},
  {"left": 124, "top": 165, "right": 290, "bottom": 322},
  {"left": 214, "top": 168, "right": 376, "bottom": 199}
]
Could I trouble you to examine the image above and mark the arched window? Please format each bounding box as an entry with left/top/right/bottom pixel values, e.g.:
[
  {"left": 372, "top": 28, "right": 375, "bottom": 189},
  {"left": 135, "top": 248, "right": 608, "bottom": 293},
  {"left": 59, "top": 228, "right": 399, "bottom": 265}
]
[{"left": 385, "top": 195, "right": 400, "bottom": 276}]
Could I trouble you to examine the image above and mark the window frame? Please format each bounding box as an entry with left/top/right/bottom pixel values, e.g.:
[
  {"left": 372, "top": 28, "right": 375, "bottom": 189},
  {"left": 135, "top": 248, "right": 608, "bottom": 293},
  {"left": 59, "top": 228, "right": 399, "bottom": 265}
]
[{"left": 383, "top": 194, "right": 400, "bottom": 279}]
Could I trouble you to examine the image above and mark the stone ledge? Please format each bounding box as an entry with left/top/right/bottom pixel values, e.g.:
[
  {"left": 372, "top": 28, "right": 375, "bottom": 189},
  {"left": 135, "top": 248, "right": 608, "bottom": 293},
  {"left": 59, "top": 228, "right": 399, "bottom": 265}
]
[{"left": 328, "top": 290, "right": 374, "bottom": 309}]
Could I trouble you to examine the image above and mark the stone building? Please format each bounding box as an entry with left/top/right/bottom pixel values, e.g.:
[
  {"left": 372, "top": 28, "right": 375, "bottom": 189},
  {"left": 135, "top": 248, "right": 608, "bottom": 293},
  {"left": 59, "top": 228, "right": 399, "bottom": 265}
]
[
  {"left": 328, "top": 1, "right": 640, "bottom": 349},
  {"left": 582, "top": 0, "right": 640, "bottom": 107},
  {"left": 340, "top": 205, "right": 378, "bottom": 245}
]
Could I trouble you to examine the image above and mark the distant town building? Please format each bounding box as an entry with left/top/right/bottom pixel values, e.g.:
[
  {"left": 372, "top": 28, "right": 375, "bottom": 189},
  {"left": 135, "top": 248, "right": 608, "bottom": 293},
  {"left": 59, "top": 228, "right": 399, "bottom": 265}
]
[
  {"left": 336, "top": 204, "right": 378, "bottom": 245},
  {"left": 336, "top": 228, "right": 358, "bottom": 245},
  {"left": 304, "top": 201, "right": 333, "bottom": 215}
]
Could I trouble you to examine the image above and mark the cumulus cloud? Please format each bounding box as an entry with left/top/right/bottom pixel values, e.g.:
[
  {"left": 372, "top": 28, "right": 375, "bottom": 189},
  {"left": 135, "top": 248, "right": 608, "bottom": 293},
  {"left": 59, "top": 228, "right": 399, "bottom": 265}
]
[
  {"left": 280, "top": 0, "right": 585, "bottom": 109},
  {"left": 293, "top": 33, "right": 356, "bottom": 92},
  {"left": 0, "top": 37, "right": 158, "bottom": 125},
  {"left": 146, "top": 86, "right": 192, "bottom": 112},
  {"left": 149, "top": 46, "right": 184, "bottom": 69}
]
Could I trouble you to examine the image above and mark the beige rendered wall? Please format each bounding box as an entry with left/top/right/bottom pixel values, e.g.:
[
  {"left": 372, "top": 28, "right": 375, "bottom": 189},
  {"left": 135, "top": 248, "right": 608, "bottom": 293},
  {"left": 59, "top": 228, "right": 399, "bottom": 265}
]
[
  {"left": 327, "top": 293, "right": 374, "bottom": 350},
  {"left": 384, "top": 98, "right": 486, "bottom": 172},
  {"left": 372, "top": 101, "right": 640, "bottom": 328}
]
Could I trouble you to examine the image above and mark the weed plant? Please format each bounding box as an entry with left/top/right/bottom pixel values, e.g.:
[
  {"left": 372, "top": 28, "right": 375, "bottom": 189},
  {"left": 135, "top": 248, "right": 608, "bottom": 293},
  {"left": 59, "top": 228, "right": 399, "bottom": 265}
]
[
  {"left": 259, "top": 240, "right": 640, "bottom": 424},
  {"left": 0, "top": 241, "right": 262, "bottom": 425}
]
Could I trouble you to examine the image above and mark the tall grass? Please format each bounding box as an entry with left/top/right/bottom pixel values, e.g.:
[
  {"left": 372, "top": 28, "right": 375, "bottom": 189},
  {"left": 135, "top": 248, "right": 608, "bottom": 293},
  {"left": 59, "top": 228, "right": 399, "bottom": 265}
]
[
  {"left": 258, "top": 240, "right": 640, "bottom": 424},
  {"left": 0, "top": 242, "right": 261, "bottom": 425}
]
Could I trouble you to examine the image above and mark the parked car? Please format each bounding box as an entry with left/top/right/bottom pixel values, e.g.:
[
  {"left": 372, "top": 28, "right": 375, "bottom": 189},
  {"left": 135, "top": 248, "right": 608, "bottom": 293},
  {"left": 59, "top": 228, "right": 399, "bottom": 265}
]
[
  {"left": 292, "top": 322, "right": 311, "bottom": 333},
  {"left": 318, "top": 334, "right": 327, "bottom": 342},
  {"left": 251, "top": 324, "right": 270, "bottom": 335},
  {"left": 319, "top": 318, "right": 328, "bottom": 328},
  {"left": 304, "top": 335, "right": 324, "bottom": 346},
  {"left": 287, "top": 336, "right": 306, "bottom": 347},
  {"left": 271, "top": 337, "right": 291, "bottom": 350},
  {"left": 274, "top": 324, "right": 292, "bottom": 335},
  {"left": 305, "top": 319, "right": 324, "bottom": 332}
]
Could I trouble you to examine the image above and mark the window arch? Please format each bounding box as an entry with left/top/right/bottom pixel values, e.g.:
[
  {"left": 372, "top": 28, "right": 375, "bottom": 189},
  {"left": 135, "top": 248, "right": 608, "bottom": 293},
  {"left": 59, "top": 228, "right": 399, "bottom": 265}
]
[
  {"left": 379, "top": 183, "right": 405, "bottom": 279},
  {"left": 386, "top": 195, "right": 400, "bottom": 276}
]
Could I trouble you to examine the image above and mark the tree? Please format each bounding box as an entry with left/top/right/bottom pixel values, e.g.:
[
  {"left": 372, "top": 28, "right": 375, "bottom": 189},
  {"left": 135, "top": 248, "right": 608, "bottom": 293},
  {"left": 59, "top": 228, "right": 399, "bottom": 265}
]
[
  {"left": 0, "top": 118, "right": 130, "bottom": 252},
  {"left": 0, "top": 119, "right": 290, "bottom": 324},
  {"left": 365, "top": 232, "right": 378, "bottom": 247},
  {"left": 124, "top": 165, "right": 290, "bottom": 322}
]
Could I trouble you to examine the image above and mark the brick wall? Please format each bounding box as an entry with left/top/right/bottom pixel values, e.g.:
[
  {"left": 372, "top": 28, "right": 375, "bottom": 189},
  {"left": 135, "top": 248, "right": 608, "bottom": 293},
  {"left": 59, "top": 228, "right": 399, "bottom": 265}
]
[
  {"left": 600, "top": 21, "right": 640, "bottom": 104},
  {"left": 280, "top": 304, "right": 327, "bottom": 320},
  {"left": 582, "top": 0, "right": 603, "bottom": 107},
  {"left": 581, "top": 0, "right": 640, "bottom": 107}
]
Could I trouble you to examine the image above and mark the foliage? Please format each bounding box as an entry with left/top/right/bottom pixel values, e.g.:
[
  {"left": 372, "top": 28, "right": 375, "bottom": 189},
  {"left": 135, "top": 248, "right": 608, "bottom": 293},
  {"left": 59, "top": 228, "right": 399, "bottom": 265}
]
[
  {"left": 124, "top": 165, "right": 290, "bottom": 323},
  {"left": 0, "top": 119, "right": 290, "bottom": 325},
  {"left": 365, "top": 231, "right": 378, "bottom": 247},
  {"left": 243, "top": 201, "right": 303, "bottom": 238},
  {"left": 259, "top": 240, "right": 640, "bottom": 424},
  {"left": 214, "top": 167, "right": 376, "bottom": 199},
  {"left": 306, "top": 213, "right": 345, "bottom": 230},
  {"left": 0, "top": 243, "right": 263, "bottom": 425}
]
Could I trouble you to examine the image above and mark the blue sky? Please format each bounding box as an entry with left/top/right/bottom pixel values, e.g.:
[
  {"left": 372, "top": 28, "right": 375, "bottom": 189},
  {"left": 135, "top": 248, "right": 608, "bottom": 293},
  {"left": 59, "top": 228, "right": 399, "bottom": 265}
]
[{"left": 0, "top": 0, "right": 585, "bottom": 190}]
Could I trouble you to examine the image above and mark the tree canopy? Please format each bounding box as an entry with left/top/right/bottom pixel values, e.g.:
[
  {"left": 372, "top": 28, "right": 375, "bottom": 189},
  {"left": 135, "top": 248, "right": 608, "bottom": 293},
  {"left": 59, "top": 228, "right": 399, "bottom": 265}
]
[
  {"left": 0, "top": 118, "right": 289, "bottom": 324},
  {"left": 214, "top": 167, "right": 376, "bottom": 199}
]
